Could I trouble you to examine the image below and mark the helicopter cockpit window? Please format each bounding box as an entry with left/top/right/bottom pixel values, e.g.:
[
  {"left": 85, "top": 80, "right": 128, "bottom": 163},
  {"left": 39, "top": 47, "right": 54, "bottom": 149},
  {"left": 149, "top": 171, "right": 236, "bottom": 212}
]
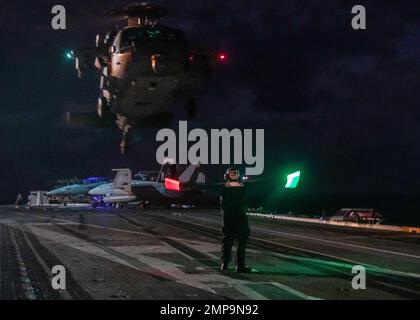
[{"left": 120, "top": 27, "right": 186, "bottom": 47}]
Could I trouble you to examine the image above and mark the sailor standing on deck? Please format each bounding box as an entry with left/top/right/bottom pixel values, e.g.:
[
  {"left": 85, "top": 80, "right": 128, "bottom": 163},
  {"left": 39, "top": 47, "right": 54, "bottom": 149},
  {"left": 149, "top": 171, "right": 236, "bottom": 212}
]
[
  {"left": 219, "top": 168, "right": 252, "bottom": 273},
  {"left": 15, "top": 193, "right": 23, "bottom": 208}
]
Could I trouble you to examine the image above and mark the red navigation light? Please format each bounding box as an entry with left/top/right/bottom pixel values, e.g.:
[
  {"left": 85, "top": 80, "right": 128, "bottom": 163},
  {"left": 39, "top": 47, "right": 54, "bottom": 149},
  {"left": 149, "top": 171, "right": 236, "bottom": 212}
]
[
  {"left": 164, "top": 178, "right": 181, "bottom": 191},
  {"left": 218, "top": 53, "right": 227, "bottom": 61}
]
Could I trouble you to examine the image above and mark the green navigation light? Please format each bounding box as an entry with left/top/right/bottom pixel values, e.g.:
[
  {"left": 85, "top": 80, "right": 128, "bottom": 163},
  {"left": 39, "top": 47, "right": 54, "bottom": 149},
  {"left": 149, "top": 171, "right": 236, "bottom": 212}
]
[
  {"left": 285, "top": 171, "right": 301, "bottom": 189},
  {"left": 66, "top": 51, "right": 74, "bottom": 60}
]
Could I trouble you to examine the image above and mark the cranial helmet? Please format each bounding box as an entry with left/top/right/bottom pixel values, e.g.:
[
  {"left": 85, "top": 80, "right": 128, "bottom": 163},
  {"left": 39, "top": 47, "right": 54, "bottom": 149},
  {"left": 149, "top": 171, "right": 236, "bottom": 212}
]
[{"left": 224, "top": 168, "right": 240, "bottom": 181}]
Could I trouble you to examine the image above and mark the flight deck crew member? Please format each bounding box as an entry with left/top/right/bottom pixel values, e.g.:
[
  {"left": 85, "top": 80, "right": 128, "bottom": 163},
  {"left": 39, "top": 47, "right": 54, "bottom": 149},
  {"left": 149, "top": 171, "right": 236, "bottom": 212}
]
[
  {"left": 15, "top": 193, "right": 23, "bottom": 208},
  {"left": 219, "top": 168, "right": 252, "bottom": 273}
]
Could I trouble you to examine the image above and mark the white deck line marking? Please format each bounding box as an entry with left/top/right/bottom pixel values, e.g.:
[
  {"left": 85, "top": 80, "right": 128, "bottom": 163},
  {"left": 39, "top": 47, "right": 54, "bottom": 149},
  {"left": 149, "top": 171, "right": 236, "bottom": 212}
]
[
  {"left": 20, "top": 212, "right": 319, "bottom": 300},
  {"left": 111, "top": 246, "right": 273, "bottom": 300},
  {"left": 268, "top": 251, "right": 420, "bottom": 280},
  {"left": 118, "top": 215, "right": 197, "bottom": 261},
  {"left": 15, "top": 224, "right": 73, "bottom": 300},
  {"left": 28, "top": 213, "right": 420, "bottom": 294},
  {"left": 251, "top": 227, "right": 420, "bottom": 259},
  {"left": 32, "top": 215, "right": 150, "bottom": 236},
  {"left": 31, "top": 215, "right": 194, "bottom": 260},
  {"left": 173, "top": 239, "right": 321, "bottom": 300},
  {"left": 233, "top": 285, "right": 269, "bottom": 300},
  {"left": 26, "top": 222, "right": 79, "bottom": 226},
  {"left": 30, "top": 213, "right": 420, "bottom": 280},
  {"left": 252, "top": 236, "right": 420, "bottom": 280},
  {"left": 271, "top": 283, "right": 321, "bottom": 300},
  {"left": 174, "top": 214, "right": 420, "bottom": 259},
  {"left": 9, "top": 226, "right": 36, "bottom": 300},
  {"left": 116, "top": 216, "right": 277, "bottom": 300},
  {"left": 27, "top": 225, "right": 139, "bottom": 269},
  {"left": 41, "top": 212, "right": 271, "bottom": 299},
  {"left": 27, "top": 222, "right": 269, "bottom": 299},
  {"left": 165, "top": 215, "right": 420, "bottom": 280}
]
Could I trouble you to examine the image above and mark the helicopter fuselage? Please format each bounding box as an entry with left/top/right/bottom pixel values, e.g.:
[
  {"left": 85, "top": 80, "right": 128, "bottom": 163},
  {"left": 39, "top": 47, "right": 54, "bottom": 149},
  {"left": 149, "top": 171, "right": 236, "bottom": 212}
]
[
  {"left": 69, "top": 18, "right": 221, "bottom": 154},
  {"left": 98, "top": 25, "right": 208, "bottom": 122}
]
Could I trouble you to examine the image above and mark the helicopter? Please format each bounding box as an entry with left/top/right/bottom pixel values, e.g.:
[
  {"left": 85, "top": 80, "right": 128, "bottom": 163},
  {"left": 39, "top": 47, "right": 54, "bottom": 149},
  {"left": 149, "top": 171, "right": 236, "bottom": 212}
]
[{"left": 66, "top": 2, "right": 227, "bottom": 154}]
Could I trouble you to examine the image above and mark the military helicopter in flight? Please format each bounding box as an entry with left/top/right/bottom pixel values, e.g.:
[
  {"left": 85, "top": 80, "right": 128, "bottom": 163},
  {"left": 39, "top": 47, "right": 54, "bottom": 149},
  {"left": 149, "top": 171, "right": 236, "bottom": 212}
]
[{"left": 66, "top": 2, "right": 227, "bottom": 154}]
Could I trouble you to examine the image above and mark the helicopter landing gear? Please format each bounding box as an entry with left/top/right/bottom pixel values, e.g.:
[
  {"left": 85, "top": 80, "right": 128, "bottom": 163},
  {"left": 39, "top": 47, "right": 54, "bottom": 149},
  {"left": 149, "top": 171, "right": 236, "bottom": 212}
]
[
  {"left": 186, "top": 97, "right": 196, "bottom": 118},
  {"left": 120, "top": 132, "right": 128, "bottom": 155},
  {"left": 97, "top": 96, "right": 110, "bottom": 118},
  {"left": 115, "top": 115, "right": 132, "bottom": 155}
]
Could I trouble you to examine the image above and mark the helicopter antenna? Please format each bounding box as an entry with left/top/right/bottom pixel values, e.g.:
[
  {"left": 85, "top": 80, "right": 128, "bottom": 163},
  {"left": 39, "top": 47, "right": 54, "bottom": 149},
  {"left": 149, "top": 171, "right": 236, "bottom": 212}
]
[{"left": 104, "top": 2, "right": 170, "bottom": 27}]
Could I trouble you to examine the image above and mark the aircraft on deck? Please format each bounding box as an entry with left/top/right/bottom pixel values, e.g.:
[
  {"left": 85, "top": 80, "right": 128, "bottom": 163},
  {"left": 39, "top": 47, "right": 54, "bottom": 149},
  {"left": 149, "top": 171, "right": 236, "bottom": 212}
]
[
  {"left": 46, "top": 177, "right": 109, "bottom": 203},
  {"left": 89, "top": 161, "right": 205, "bottom": 207}
]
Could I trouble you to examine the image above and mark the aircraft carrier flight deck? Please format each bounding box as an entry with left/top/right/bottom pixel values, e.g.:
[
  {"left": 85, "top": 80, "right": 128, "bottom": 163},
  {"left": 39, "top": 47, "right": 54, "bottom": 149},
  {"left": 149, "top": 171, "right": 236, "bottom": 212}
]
[{"left": 1, "top": 206, "right": 419, "bottom": 300}]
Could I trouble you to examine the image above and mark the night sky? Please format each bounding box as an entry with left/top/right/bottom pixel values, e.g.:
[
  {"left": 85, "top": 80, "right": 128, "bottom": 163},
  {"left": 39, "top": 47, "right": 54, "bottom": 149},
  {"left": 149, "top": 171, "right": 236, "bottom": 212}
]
[{"left": 1, "top": 0, "right": 420, "bottom": 202}]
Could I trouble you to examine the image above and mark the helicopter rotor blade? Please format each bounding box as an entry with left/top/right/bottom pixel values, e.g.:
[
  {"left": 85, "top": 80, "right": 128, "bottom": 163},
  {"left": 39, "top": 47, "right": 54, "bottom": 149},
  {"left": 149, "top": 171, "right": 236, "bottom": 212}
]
[{"left": 104, "top": 3, "right": 170, "bottom": 20}]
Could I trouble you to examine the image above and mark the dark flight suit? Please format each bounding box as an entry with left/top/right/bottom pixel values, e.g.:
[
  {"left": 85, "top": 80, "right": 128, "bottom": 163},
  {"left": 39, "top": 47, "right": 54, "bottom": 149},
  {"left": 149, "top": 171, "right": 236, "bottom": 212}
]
[{"left": 219, "top": 181, "right": 250, "bottom": 268}]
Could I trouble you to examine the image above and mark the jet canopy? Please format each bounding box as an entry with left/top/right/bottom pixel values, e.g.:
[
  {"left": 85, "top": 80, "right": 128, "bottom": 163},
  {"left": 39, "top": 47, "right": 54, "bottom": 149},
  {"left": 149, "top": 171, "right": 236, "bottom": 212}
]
[
  {"left": 115, "top": 25, "right": 187, "bottom": 49},
  {"left": 82, "top": 177, "right": 108, "bottom": 185}
]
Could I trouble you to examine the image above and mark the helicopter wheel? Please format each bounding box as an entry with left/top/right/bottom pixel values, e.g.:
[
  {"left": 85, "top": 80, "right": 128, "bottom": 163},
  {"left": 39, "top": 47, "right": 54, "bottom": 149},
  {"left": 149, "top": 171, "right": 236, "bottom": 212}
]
[
  {"left": 186, "top": 97, "right": 196, "bottom": 118},
  {"left": 97, "top": 96, "right": 109, "bottom": 118},
  {"left": 120, "top": 143, "right": 128, "bottom": 155}
]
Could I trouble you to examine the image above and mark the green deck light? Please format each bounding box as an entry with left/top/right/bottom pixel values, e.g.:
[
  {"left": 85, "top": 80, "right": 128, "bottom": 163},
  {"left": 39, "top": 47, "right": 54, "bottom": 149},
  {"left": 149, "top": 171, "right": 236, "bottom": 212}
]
[{"left": 285, "top": 171, "right": 301, "bottom": 189}]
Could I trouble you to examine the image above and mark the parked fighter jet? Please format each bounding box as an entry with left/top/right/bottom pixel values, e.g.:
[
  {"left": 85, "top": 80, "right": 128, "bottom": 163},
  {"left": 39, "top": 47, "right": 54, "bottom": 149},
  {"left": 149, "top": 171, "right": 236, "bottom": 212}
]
[
  {"left": 89, "top": 161, "right": 204, "bottom": 207},
  {"left": 66, "top": 2, "right": 227, "bottom": 154},
  {"left": 46, "top": 177, "right": 109, "bottom": 203}
]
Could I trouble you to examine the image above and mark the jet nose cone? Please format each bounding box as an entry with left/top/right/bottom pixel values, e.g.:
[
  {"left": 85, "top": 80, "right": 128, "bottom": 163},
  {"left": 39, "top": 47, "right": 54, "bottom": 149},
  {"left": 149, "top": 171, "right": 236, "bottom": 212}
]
[
  {"left": 46, "top": 189, "right": 62, "bottom": 196},
  {"left": 88, "top": 188, "right": 98, "bottom": 195},
  {"left": 89, "top": 185, "right": 107, "bottom": 195}
]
